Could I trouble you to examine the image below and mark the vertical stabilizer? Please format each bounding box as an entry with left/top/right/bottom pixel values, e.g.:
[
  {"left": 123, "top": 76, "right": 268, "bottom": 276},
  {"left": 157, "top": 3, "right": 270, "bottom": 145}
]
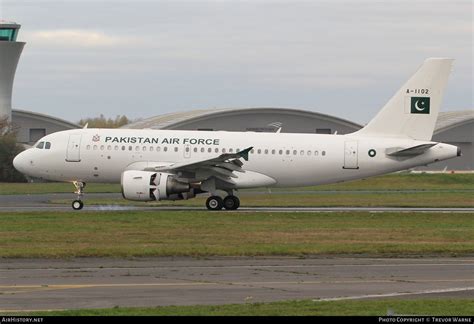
[{"left": 355, "top": 58, "right": 453, "bottom": 140}]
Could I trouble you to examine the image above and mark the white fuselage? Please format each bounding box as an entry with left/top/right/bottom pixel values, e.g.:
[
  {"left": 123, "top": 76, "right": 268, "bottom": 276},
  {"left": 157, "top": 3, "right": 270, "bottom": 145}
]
[{"left": 14, "top": 128, "right": 459, "bottom": 188}]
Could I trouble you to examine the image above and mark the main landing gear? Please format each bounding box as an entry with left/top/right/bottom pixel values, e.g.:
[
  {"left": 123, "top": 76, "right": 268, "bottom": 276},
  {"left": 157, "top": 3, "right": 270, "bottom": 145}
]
[
  {"left": 72, "top": 181, "right": 86, "bottom": 210},
  {"left": 206, "top": 195, "right": 240, "bottom": 211}
]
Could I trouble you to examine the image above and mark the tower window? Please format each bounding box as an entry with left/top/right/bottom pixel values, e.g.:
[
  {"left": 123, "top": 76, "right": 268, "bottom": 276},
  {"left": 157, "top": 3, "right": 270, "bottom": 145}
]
[{"left": 0, "top": 28, "right": 18, "bottom": 41}]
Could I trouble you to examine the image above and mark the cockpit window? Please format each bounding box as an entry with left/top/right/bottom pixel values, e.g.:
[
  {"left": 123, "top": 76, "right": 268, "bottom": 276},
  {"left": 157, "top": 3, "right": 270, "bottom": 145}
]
[
  {"left": 36, "top": 141, "right": 45, "bottom": 149},
  {"left": 45, "top": 142, "right": 51, "bottom": 149}
]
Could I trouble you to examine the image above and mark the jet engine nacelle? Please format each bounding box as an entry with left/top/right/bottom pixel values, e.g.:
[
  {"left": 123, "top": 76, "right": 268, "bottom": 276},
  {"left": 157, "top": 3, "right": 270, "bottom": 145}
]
[{"left": 121, "top": 170, "right": 191, "bottom": 201}]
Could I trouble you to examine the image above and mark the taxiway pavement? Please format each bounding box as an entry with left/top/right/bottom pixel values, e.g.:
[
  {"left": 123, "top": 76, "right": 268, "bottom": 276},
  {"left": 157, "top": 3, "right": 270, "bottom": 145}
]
[{"left": 1, "top": 257, "right": 473, "bottom": 311}]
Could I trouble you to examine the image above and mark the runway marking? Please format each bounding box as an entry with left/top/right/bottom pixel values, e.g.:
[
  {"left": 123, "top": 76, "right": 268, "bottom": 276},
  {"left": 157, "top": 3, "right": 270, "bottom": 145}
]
[
  {"left": 2, "top": 278, "right": 474, "bottom": 292},
  {"left": 313, "top": 287, "right": 474, "bottom": 302}
]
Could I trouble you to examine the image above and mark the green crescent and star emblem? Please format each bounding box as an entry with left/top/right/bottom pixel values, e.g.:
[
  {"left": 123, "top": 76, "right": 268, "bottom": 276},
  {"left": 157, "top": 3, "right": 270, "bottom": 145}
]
[{"left": 410, "top": 97, "right": 430, "bottom": 114}]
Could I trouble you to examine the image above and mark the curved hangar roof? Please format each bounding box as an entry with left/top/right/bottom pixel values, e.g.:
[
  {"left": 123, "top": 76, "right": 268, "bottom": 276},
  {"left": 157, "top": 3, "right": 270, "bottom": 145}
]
[
  {"left": 125, "top": 107, "right": 473, "bottom": 136},
  {"left": 124, "top": 107, "right": 363, "bottom": 135},
  {"left": 434, "top": 110, "right": 474, "bottom": 134}
]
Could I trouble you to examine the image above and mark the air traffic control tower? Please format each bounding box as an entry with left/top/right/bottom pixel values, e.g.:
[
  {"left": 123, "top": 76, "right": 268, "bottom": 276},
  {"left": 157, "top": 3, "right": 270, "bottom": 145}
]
[{"left": 0, "top": 21, "right": 24, "bottom": 121}]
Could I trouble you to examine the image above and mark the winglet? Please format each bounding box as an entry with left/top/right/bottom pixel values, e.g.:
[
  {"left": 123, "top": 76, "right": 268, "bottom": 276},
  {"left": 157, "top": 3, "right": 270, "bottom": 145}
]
[{"left": 238, "top": 146, "right": 253, "bottom": 161}]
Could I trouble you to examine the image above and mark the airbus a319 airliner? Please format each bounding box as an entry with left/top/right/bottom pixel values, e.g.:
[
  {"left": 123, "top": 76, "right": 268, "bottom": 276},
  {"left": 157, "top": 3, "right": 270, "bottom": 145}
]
[{"left": 13, "top": 58, "right": 461, "bottom": 210}]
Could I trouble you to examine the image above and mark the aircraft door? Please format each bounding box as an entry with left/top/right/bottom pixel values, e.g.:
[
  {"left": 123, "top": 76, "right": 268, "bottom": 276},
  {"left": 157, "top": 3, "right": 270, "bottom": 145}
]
[
  {"left": 343, "top": 141, "right": 359, "bottom": 169},
  {"left": 66, "top": 134, "right": 82, "bottom": 162}
]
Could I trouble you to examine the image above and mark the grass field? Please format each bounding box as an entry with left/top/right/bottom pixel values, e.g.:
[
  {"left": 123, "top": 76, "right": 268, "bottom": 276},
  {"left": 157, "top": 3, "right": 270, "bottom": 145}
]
[
  {"left": 1, "top": 173, "right": 473, "bottom": 195},
  {"left": 8, "top": 299, "right": 474, "bottom": 316},
  {"left": 0, "top": 211, "right": 472, "bottom": 258}
]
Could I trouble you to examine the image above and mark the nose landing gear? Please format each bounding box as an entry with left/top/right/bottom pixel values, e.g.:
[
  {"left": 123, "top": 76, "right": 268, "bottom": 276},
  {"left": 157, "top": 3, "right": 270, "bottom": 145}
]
[{"left": 72, "top": 181, "right": 86, "bottom": 210}]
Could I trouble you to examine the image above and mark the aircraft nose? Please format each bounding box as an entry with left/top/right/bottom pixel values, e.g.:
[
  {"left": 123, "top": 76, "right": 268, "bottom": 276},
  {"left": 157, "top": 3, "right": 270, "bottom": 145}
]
[{"left": 13, "top": 151, "right": 28, "bottom": 173}]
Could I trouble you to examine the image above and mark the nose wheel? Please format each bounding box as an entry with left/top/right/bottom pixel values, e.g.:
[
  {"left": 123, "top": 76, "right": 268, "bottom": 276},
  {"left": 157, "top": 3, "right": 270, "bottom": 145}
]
[
  {"left": 72, "top": 200, "right": 84, "bottom": 210},
  {"left": 72, "top": 181, "right": 86, "bottom": 210}
]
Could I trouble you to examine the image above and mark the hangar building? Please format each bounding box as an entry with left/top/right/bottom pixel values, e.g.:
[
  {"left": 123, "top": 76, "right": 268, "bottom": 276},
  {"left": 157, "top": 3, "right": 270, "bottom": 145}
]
[{"left": 12, "top": 109, "right": 79, "bottom": 145}]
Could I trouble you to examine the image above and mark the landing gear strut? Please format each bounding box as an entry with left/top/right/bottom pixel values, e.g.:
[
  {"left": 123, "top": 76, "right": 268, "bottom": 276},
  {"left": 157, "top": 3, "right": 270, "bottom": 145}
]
[
  {"left": 205, "top": 194, "right": 240, "bottom": 211},
  {"left": 72, "top": 181, "right": 86, "bottom": 210}
]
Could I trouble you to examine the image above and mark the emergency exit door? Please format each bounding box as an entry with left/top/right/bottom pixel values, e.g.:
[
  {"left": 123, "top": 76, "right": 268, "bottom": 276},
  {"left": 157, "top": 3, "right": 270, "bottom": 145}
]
[
  {"left": 66, "top": 134, "right": 82, "bottom": 162},
  {"left": 343, "top": 141, "right": 359, "bottom": 169}
]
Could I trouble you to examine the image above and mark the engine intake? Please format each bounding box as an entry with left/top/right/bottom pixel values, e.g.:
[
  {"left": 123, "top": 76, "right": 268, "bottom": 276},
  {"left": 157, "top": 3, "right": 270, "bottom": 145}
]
[{"left": 121, "top": 170, "right": 191, "bottom": 201}]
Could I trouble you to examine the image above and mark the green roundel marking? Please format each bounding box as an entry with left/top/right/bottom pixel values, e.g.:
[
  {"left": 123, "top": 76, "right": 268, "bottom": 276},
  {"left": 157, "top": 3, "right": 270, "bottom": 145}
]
[{"left": 368, "top": 149, "right": 376, "bottom": 157}]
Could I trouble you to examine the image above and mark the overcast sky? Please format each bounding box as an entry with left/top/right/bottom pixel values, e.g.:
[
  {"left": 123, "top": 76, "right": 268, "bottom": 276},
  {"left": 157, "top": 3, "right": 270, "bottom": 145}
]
[{"left": 1, "top": 0, "right": 472, "bottom": 124}]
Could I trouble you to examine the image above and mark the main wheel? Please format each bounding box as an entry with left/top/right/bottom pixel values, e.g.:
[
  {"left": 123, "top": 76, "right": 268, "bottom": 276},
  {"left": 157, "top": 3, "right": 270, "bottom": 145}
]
[
  {"left": 206, "top": 196, "right": 223, "bottom": 211},
  {"left": 223, "top": 196, "right": 240, "bottom": 210},
  {"left": 72, "top": 200, "right": 84, "bottom": 210}
]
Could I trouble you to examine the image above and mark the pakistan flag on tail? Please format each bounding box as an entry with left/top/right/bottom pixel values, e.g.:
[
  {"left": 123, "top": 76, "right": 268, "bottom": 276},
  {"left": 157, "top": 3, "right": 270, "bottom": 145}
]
[
  {"left": 411, "top": 97, "right": 430, "bottom": 114},
  {"left": 355, "top": 58, "right": 453, "bottom": 141}
]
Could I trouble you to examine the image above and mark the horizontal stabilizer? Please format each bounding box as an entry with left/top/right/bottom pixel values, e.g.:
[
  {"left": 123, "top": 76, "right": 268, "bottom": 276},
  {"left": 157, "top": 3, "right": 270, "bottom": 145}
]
[{"left": 386, "top": 143, "right": 437, "bottom": 157}]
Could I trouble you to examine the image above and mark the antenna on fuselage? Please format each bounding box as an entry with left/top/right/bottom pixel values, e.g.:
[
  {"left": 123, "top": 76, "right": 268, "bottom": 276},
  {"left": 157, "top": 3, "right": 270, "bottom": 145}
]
[{"left": 83, "top": 123, "right": 88, "bottom": 129}]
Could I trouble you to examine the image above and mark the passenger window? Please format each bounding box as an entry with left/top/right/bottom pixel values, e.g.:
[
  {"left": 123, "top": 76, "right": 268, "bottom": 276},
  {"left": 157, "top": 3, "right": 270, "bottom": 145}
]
[
  {"left": 293, "top": 150, "right": 297, "bottom": 155},
  {"left": 107, "top": 145, "right": 111, "bottom": 150},
  {"left": 143, "top": 146, "right": 147, "bottom": 151},
  {"left": 307, "top": 150, "right": 312, "bottom": 156},
  {"left": 122, "top": 146, "right": 126, "bottom": 151},
  {"left": 157, "top": 147, "right": 161, "bottom": 152},
  {"left": 174, "top": 147, "right": 178, "bottom": 152},
  {"left": 100, "top": 145, "right": 104, "bottom": 150},
  {"left": 128, "top": 146, "right": 132, "bottom": 151},
  {"left": 215, "top": 148, "right": 219, "bottom": 153},
  {"left": 93, "top": 145, "right": 98, "bottom": 150},
  {"left": 115, "top": 146, "right": 119, "bottom": 151},
  {"left": 300, "top": 150, "right": 304, "bottom": 155},
  {"left": 222, "top": 148, "right": 226, "bottom": 153},
  {"left": 201, "top": 147, "right": 205, "bottom": 153},
  {"left": 194, "top": 147, "right": 198, "bottom": 153},
  {"left": 257, "top": 149, "right": 261, "bottom": 154},
  {"left": 208, "top": 147, "right": 212, "bottom": 153},
  {"left": 229, "top": 148, "right": 234, "bottom": 153},
  {"left": 45, "top": 142, "right": 51, "bottom": 149},
  {"left": 315, "top": 151, "right": 319, "bottom": 156},
  {"left": 87, "top": 145, "right": 91, "bottom": 150},
  {"left": 279, "top": 150, "right": 283, "bottom": 155},
  {"left": 164, "top": 147, "right": 168, "bottom": 152},
  {"left": 36, "top": 141, "right": 44, "bottom": 149},
  {"left": 135, "top": 146, "right": 140, "bottom": 151},
  {"left": 272, "top": 149, "right": 276, "bottom": 155},
  {"left": 286, "top": 150, "right": 290, "bottom": 155},
  {"left": 150, "top": 147, "right": 154, "bottom": 152},
  {"left": 322, "top": 151, "right": 326, "bottom": 156}
]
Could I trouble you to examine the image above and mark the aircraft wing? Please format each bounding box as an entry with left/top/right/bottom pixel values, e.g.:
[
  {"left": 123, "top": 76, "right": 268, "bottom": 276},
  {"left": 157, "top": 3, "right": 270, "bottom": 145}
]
[
  {"left": 144, "top": 146, "right": 253, "bottom": 184},
  {"left": 386, "top": 143, "right": 437, "bottom": 157}
]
